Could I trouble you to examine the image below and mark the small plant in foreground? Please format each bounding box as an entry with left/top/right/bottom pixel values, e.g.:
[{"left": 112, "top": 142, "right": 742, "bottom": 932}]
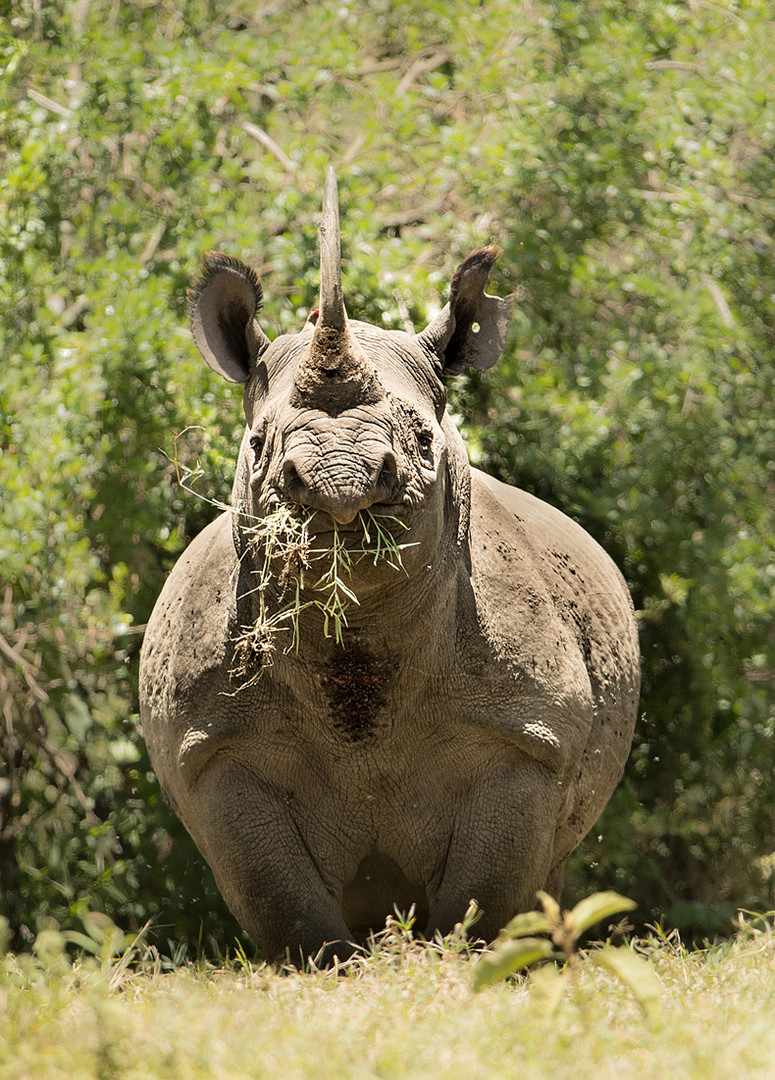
[
  {"left": 472, "top": 890, "right": 662, "bottom": 1017},
  {"left": 300, "top": 900, "right": 483, "bottom": 976},
  {"left": 373, "top": 899, "right": 482, "bottom": 960}
]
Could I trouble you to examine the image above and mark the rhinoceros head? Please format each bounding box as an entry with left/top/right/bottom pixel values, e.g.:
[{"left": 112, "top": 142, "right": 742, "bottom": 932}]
[{"left": 189, "top": 169, "right": 512, "bottom": 578}]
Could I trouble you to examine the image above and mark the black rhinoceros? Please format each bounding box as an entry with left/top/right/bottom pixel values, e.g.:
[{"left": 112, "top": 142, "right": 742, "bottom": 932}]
[{"left": 139, "top": 169, "right": 639, "bottom": 966}]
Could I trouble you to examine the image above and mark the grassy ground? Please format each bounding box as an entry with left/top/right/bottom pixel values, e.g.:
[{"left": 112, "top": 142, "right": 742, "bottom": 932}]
[{"left": 3, "top": 919, "right": 775, "bottom": 1080}]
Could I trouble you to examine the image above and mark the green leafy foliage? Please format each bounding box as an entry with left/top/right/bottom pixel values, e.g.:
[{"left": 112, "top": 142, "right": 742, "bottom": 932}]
[{"left": 1, "top": 0, "right": 773, "bottom": 953}]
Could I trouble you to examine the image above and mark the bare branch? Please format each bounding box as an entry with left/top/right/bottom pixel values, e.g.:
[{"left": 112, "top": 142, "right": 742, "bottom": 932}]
[
  {"left": 0, "top": 631, "right": 49, "bottom": 705},
  {"left": 396, "top": 50, "right": 451, "bottom": 95},
  {"left": 26, "top": 86, "right": 74, "bottom": 119},
  {"left": 242, "top": 122, "right": 296, "bottom": 175},
  {"left": 139, "top": 221, "right": 168, "bottom": 264}
]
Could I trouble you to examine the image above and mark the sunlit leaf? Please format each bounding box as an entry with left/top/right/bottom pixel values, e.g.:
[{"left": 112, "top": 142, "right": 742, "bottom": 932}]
[
  {"left": 472, "top": 938, "right": 554, "bottom": 991},
  {"left": 590, "top": 946, "right": 662, "bottom": 1016},
  {"left": 528, "top": 964, "right": 571, "bottom": 1020},
  {"left": 567, "top": 892, "right": 637, "bottom": 937},
  {"left": 62, "top": 931, "right": 100, "bottom": 955},
  {"left": 536, "top": 892, "right": 562, "bottom": 926},
  {"left": 500, "top": 910, "right": 555, "bottom": 939},
  {"left": 82, "top": 910, "right": 122, "bottom": 945}
]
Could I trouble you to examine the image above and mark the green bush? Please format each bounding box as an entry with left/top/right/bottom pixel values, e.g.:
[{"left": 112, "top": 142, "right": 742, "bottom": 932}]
[{"left": 1, "top": 0, "right": 772, "bottom": 952}]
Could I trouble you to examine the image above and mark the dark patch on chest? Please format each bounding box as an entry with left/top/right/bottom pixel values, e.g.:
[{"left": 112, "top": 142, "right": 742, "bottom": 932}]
[{"left": 318, "top": 646, "right": 392, "bottom": 742}]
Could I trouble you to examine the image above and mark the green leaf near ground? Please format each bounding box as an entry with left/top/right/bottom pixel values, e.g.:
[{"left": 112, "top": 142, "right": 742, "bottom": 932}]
[
  {"left": 589, "top": 945, "right": 663, "bottom": 1016},
  {"left": 567, "top": 891, "right": 638, "bottom": 937},
  {"left": 499, "top": 910, "right": 556, "bottom": 940},
  {"left": 472, "top": 937, "right": 555, "bottom": 992}
]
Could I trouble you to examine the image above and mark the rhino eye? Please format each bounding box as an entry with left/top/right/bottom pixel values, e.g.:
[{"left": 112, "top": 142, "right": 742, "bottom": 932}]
[
  {"left": 249, "top": 431, "right": 265, "bottom": 465},
  {"left": 416, "top": 428, "right": 434, "bottom": 461}
]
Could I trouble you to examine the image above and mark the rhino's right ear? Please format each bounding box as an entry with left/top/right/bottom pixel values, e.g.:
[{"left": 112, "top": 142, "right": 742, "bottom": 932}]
[{"left": 188, "top": 252, "right": 271, "bottom": 383}]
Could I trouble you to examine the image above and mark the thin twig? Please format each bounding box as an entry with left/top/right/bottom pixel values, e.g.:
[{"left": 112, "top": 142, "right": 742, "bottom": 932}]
[
  {"left": 0, "top": 631, "right": 49, "bottom": 704},
  {"left": 139, "top": 221, "right": 168, "bottom": 264},
  {"left": 702, "top": 275, "right": 735, "bottom": 329},
  {"left": 396, "top": 50, "right": 451, "bottom": 95},
  {"left": 26, "top": 86, "right": 74, "bottom": 119},
  {"left": 242, "top": 122, "right": 297, "bottom": 175}
]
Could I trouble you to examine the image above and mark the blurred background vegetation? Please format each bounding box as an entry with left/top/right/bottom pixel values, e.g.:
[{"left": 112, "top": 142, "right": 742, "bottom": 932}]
[{"left": 1, "top": 0, "right": 773, "bottom": 955}]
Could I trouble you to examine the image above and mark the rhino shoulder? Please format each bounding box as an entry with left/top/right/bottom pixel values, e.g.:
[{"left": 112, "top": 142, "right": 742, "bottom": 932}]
[
  {"left": 140, "top": 511, "right": 238, "bottom": 711},
  {"left": 469, "top": 467, "right": 635, "bottom": 630},
  {"left": 466, "top": 468, "right": 639, "bottom": 827},
  {"left": 467, "top": 467, "right": 639, "bottom": 684}
]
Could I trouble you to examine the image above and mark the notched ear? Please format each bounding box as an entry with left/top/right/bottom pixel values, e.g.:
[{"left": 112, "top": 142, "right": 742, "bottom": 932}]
[
  {"left": 188, "top": 252, "right": 271, "bottom": 383},
  {"left": 417, "top": 246, "right": 515, "bottom": 376}
]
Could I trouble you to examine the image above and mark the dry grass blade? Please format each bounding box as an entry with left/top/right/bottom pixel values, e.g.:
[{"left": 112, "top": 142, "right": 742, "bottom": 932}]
[
  {"left": 230, "top": 507, "right": 413, "bottom": 686},
  {"left": 164, "top": 431, "right": 414, "bottom": 685}
]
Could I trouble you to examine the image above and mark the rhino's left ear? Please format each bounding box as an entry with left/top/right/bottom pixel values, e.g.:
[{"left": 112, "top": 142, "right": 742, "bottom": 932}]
[
  {"left": 188, "top": 252, "right": 272, "bottom": 383},
  {"left": 417, "top": 247, "right": 515, "bottom": 376}
]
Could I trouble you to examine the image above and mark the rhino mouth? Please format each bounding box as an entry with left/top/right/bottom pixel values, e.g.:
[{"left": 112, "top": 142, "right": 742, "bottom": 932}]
[
  {"left": 231, "top": 503, "right": 417, "bottom": 684},
  {"left": 305, "top": 507, "right": 411, "bottom": 547}
]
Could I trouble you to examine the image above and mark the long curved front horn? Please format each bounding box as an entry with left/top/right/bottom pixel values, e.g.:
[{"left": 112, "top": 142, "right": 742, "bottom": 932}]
[
  {"left": 317, "top": 167, "right": 347, "bottom": 332},
  {"left": 291, "top": 169, "right": 384, "bottom": 412}
]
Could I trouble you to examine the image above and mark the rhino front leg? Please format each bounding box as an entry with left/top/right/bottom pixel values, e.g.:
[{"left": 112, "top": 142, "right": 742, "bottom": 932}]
[
  {"left": 425, "top": 760, "right": 564, "bottom": 942},
  {"left": 188, "top": 758, "right": 356, "bottom": 967}
]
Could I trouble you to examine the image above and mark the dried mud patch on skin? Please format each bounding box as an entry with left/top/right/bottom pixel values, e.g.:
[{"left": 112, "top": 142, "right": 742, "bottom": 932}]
[
  {"left": 387, "top": 393, "right": 433, "bottom": 459},
  {"left": 318, "top": 645, "right": 394, "bottom": 742},
  {"left": 290, "top": 326, "right": 383, "bottom": 411}
]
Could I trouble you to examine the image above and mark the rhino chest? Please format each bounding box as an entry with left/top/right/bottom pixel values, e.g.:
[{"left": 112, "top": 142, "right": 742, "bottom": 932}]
[{"left": 313, "top": 644, "right": 398, "bottom": 743}]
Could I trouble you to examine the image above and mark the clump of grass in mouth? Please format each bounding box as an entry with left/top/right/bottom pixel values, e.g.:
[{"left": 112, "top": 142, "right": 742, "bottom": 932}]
[
  {"left": 230, "top": 505, "right": 415, "bottom": 688},
  {"left": 165, "top": 428, "right": 414, "bottom": 689}
]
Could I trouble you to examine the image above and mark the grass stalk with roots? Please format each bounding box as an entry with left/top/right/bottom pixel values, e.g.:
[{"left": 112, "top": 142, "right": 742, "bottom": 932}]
[{"left": 167, "top": 428, "right": 416, "bottom": 688}]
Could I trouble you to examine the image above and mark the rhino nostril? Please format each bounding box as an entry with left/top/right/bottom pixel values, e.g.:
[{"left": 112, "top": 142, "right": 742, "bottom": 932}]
[
  {"left": 376, "top": 453, "right": 398, "bottom": 499},
  {"left": 282, "top": 460, "right": 307, "bottom": 502}
]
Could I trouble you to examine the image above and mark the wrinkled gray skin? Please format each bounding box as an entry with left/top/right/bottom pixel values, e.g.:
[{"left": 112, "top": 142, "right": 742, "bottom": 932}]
[{"left": 140, "top": 170, "right": 640, "bottom": 967}]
